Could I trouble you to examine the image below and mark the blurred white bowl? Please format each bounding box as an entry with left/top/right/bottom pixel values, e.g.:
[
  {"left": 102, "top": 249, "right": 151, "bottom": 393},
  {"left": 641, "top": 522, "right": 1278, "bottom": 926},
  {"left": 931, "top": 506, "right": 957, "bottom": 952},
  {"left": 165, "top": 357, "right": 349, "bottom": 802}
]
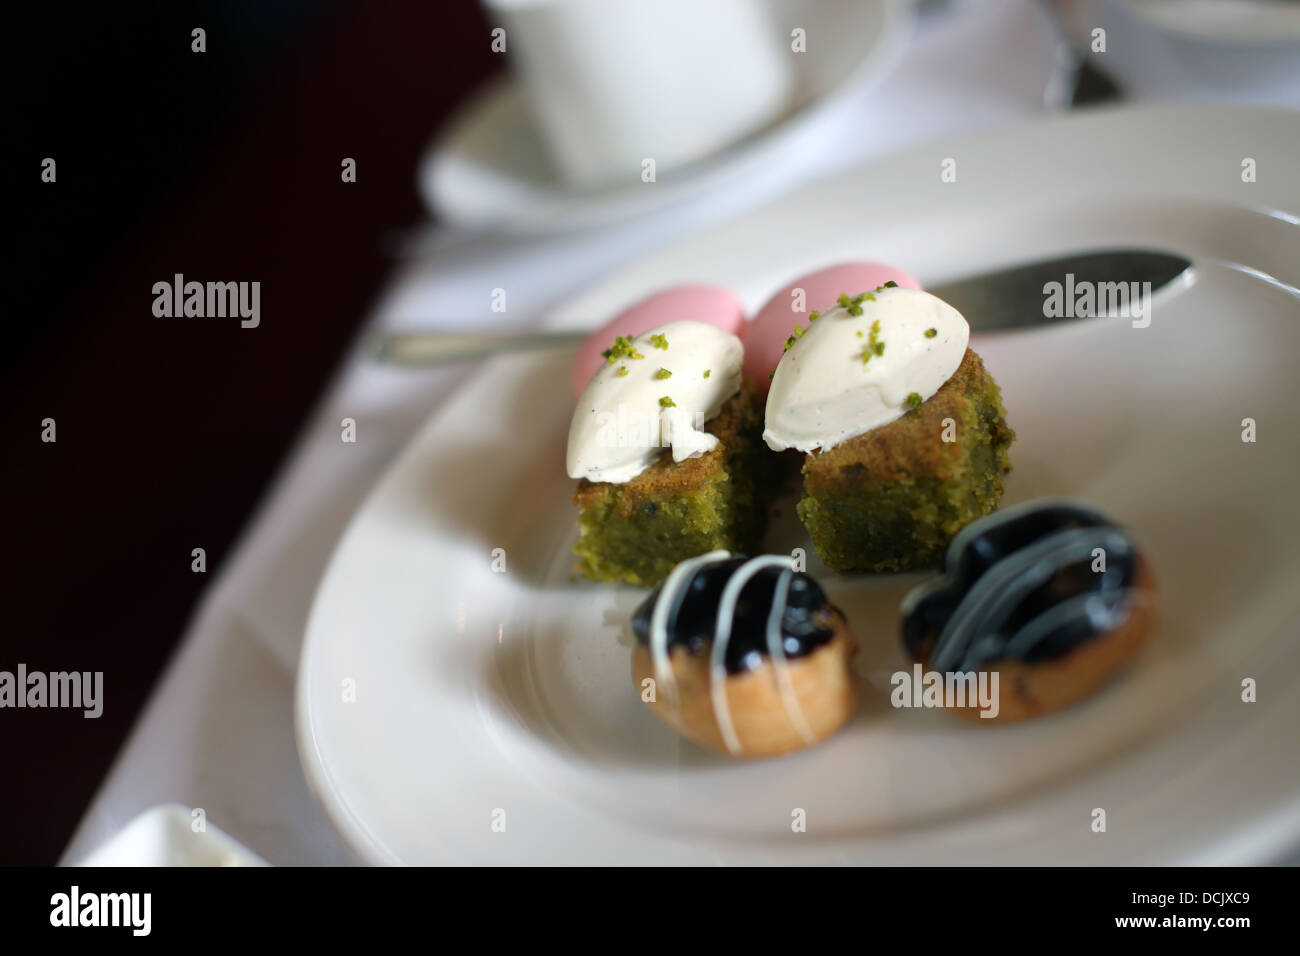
[{"left": 418, "top": 0, "right": 911, "bottom": 234}]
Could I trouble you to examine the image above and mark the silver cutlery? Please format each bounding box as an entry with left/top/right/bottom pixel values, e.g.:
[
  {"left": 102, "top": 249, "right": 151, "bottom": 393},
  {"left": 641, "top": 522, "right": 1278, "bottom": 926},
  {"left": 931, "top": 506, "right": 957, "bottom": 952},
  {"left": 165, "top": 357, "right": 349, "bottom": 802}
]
[{"left": 372, "top": 249, "right": 1191, "bottom": 367}]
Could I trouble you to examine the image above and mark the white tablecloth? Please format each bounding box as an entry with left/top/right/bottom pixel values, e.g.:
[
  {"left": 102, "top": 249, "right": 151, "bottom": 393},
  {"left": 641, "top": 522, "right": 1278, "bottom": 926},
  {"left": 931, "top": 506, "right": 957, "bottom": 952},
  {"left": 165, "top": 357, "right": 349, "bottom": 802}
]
[{"left": 61, "top": 0, "right": 1300, "bottom": 865}]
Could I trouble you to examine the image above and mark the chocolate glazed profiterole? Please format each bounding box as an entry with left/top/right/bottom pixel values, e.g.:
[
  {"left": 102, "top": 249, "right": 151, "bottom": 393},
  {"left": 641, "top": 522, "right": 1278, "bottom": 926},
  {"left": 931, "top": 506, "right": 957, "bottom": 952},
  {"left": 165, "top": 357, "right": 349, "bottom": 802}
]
[
  {"left": 901, "top": 500, "right": 1156, "bottom": 722},
  {"left": 629, "top": 551, "right": 856, "bottom": 758}
]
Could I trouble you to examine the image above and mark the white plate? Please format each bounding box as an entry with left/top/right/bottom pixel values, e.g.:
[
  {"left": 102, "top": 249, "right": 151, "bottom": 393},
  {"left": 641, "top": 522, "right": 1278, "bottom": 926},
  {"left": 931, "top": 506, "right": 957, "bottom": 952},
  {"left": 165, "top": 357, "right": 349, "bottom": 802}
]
[
  {"left": 299, "top": 105, "right": 1300, "bottom": 865},
  {"left": 417, "top": 0, "right": 909, "bottom": 234}
]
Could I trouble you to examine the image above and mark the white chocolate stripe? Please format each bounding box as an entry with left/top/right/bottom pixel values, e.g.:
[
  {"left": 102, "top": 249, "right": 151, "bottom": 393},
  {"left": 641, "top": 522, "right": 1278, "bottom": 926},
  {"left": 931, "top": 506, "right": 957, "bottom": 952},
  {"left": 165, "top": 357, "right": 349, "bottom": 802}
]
[
  {"left": 1001, "top": 588, "right": 1135, "bottom": 661},
  {"left": 764, "top": 567, "right": 818, "bottom": 747},
  {"left": 649, "top": 550, "right": 730, "bottom": 715},
  {"left": 710, "top": 555, "right": 794, "bottom": 756},
  {"left": 930, "top": 526, "right": 1132, "bottom": 672}
]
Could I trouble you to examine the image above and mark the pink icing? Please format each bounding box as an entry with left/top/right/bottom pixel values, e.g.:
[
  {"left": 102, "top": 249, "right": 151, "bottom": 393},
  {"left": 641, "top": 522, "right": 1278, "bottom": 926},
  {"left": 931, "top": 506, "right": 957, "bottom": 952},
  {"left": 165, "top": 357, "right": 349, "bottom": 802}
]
[
  {"left": 571, "top": 284, "right": 746, "bottom": 397},
  {"left": 742, "top": 262, "right": 922, "bottom": 388}
]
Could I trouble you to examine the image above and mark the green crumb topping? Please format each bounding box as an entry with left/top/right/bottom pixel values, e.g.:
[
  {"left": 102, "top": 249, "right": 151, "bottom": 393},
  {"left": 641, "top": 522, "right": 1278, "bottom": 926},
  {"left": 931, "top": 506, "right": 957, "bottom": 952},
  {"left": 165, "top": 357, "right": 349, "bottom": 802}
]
[
  {"left": 907, "top": 392, "right": 923, "bottom": 409},
  {"left": 602, "top": 335, "right": 644, "bottom": 364},
  {"left": 659, "top": 396, "right": 676, "bottom": 408},
  {"left": 839, "top": 290, "right": 874, "bottom": 317},
  {"left": 858, "top": 319, "right": 884, "bottom": 365},
  {"left": 703, "top": 369, "right": 711, "bottom": 378},
  {"left": 649, "top": 332, "right": 669, "bottom": 351},
  {"left": 856, "top": 330, "right": 863, "bottom": 338},
  {"left": 768, "top": 369, "right": 775, "bottom": 381},
  {"left": 809, "top": 310, "right": 821, "bottom": 321},
  {"left": 783, "top": 324, "right": 806, "bottom": 353},
  {"left": 616, "top": 365, "right": 629, "bottom": 377},
  {"left": 925, "top": 327, "right": 937, "bottom": 338},
  {"left": 654, "top": 367, "right": 672, "bottom": 380},
  {"left": 884, "top": 280, "right": 898, "bottom": 288}
]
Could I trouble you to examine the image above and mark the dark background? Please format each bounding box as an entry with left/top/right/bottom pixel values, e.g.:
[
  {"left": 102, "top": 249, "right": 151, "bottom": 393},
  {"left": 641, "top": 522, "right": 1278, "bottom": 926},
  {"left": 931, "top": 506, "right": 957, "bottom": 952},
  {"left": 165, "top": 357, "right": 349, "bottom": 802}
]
[{"left": 4, "top": 1, "right": 497, "bottom": 865}]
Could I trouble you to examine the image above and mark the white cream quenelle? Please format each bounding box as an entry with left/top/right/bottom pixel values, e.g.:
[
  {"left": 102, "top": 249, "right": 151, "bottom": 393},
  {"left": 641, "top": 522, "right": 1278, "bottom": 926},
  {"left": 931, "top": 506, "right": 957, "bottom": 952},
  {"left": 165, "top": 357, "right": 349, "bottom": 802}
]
[
  {"left": 763, "top": 286, "right": 970, "bottom": 453},
  {"left": 567, "top": 321, "right": 743, "bottom": 484}
]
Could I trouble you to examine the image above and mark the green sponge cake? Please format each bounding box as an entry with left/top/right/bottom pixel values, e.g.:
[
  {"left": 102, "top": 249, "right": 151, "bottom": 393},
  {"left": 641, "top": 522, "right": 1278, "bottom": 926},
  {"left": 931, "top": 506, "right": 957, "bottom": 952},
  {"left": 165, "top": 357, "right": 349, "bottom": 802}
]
[
  {"left": 764, "top": 285, "right": 1014, "bottom": 573},
  {"left": 568, "top": 321, "right": 773, "bottom": 586},
  {"left": 572, "top": 384, "right": 770, "bottom": 585},
  {"left": 798, "top": 348, "right": 1012, "bottom": 571}
]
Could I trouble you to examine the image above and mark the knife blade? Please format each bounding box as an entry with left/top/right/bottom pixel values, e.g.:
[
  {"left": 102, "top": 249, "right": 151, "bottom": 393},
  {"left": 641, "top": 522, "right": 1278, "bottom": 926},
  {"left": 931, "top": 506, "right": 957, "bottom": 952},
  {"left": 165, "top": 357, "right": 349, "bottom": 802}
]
[
  {"left": 372, "top": 249, "right": 1192, "bottom": 365},
  {"left": 929, "top": 250, "right": 1191, "bottom": 332}
]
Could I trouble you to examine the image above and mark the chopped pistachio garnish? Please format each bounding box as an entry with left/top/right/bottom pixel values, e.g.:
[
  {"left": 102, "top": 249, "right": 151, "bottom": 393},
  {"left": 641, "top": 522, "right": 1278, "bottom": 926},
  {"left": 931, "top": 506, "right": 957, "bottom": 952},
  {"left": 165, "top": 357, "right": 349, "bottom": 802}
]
[
  {"left": 883, "top": 280, "right": 898, "bottom": 288},
  {"left": 654, "top": 367, "right": 672, "bottom": 380},
  {"left": 768, "top": 369, "right": 775, "bottom": 381},
  {"left": 616, "top": 365, "right": 629, "bottom": 377},
  {"left": 703, "top": 369, "right": 711, "bottom": 378},
  {"left": 658, "top": 396, "right": 676, "bottom": 408},
  {"left": 838, "top": 290, "right": 875, "bottom": 317},
  {"left": 925, "top": 327, "right": 937, "bottom": 338},
  {"left": 783, "top": 324, "right": 806, "bottom": 353},
  {"left": 906, "top": 392, "right": 923, "bottom": 409},
  {"left": 601, "top": 334, "right": 644, "bottom": 364},
  {"left": 649, "top": 332, "right": 669, "bottom": 351},
  {"left": 858, "top": 319, "right": 884, "bottom": 365},
  {"left": 809, "top": 310, "right": 821, "bottom": 321}
]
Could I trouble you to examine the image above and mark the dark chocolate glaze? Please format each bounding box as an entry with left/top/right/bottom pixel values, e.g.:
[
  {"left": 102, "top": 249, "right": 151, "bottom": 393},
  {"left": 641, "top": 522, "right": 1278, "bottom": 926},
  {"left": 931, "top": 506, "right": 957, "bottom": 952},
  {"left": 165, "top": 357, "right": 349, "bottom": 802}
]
[
  {"left": 901, "top": 501, "right": 1141, "bottom": 673},
  {"left": 630, "top": 555, "right": 837, "bottom": 674}
]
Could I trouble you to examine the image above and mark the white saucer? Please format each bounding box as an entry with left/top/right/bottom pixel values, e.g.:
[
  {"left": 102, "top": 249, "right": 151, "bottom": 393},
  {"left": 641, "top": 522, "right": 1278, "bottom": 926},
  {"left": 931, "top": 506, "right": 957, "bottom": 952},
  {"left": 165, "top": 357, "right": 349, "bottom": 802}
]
[
  {"left": 418, "top": 0, "right": 910, "bottom": 234},
  {"left": 300, "top": 105, "right": 1300, "bottom": 865}
]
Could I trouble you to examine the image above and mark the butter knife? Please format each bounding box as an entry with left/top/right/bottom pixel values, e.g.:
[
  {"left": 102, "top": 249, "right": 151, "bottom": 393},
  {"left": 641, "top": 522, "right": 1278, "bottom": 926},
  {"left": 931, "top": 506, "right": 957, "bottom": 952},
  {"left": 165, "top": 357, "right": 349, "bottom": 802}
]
[{"left": 372, "top": 249, "right": 1191, "bottom": 366}]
